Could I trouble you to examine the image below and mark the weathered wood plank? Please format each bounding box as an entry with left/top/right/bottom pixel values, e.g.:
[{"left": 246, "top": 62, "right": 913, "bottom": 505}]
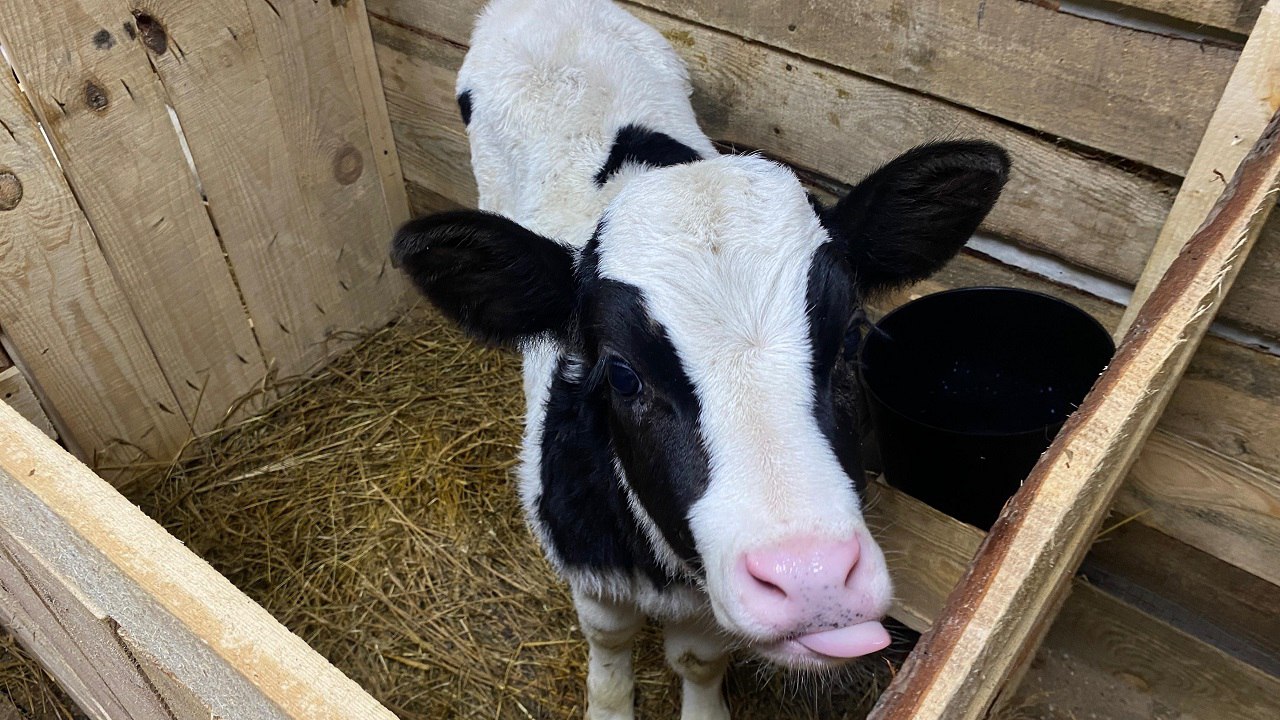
[
  {"left": 0, "top": 401, "right": 398, "bottom": 720},
  {"left": 625, "top": 0, "right": 1236, "bottom": 177},
  {"left": 0, "top": 0, "right": 267, "bottom": 433},
  {"left": 383, "top": 14, "right": 1280, "bottom": 588},
  {"left": 0, "top": 60, "right": 189, "bottom": 467},
  {"left": 369, "top": 0, "right": 1280, "bottom": 348},
  {"left": 0, "top": 367, "right": 56, "bottom": 440},
  {"left": 868, "top": 484, "right": 1280, "bottom": 720},
  {"left": 1116, "top": 0, "right": 1263, "bottom": 34},
  {"left": 1119, "top": 1, "right": 1280, "bottom": 335},
  {"left": 869, "top": 105, "right": 1280, "bottom": 720},
  {"left": 133, "top": 0, "right": 405, "bottom": 381}
]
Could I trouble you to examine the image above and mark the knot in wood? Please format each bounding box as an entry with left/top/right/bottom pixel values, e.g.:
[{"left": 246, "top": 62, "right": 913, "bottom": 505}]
[
  {"left": 131, "top": 11, "right": 168, "bottom": 55},
  {"left": 332, "top": 145, "right": 363, "bottom": 186},
  {"left": 0, "top": 171, "right": 22, "bottom": 211},
  {"left": 84, "top": 81, "right": 109, "bottom": 111}
]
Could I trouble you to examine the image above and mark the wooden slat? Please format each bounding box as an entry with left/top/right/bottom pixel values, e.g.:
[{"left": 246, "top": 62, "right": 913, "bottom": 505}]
[
  {"left": 0, "top": 0, "right": 267, "bottom": 433},
  {"left": 381, "top": 12, "right": 1280, "bottom": 588},
  {"left": 370, "top": 0, "right": 1280, "bottom": 350},
  {"left": 623, "top": 0, "right": 1236, "bottom": 177},
  {"left": 0, "top": 402, "right": 397, "bottom": 720},
  {"left": 133, "top": 0, "right": 406, "bottom": 380},
  {"left": 1116, "top": 0, "right": 1264, "bottom": 34},
  {"left": 868, "top": 106, "right": 1280, "bottom": 720},
  {"left": 0, "top": 61, "right": 189, "bottom": 466},
  {"left": 1119, "top": 1, "right": 1280, "bottom": 335},
  {"left": 869, "top": 484, "right": 1280, "bottom": 720}
]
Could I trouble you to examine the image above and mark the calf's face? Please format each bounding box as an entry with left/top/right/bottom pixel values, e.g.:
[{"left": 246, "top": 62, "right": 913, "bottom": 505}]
[{"left": 393, "top": 143, "right": 1009, "bottom": 667}]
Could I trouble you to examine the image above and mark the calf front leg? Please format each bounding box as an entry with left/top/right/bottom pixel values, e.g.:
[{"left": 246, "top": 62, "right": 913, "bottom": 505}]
[
  {"left": 573, "top": 591, "right": 645, "bottom": 720},
  {"left": 664, "top": 617, "right": 731, "bottom": 720}
]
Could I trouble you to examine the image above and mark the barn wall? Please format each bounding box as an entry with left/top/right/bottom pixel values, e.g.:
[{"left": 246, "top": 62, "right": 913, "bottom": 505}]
[
  {"left": 365, "top": 0, "right": 1280, "bottom": 714},
  {"left": 0, "top": 0, "right": 410, "bottom": 475}
]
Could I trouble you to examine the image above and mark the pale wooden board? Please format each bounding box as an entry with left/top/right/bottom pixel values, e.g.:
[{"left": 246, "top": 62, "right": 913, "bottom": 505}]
[
  {"left": 1119, "top": 1, "right": 1280, "bottom": 335},
  {"left": 382, "top": 8, "right": 1280, "bottom": 585},
  {"left": 624, "top": 0, "right": 1236, "bottom": 177},
  {"left": 134, "top": 0, "right": 406, "bottom": 382},
  {"left": 1118, "top": 0, "right": 1263, "bottom": 34},
  {"left": 869, "top": 103, "right": 1280, "bottom": 720},
  {"left": 0, "top": 0, "right": 267, "bottom": 433},
  {"left": 868, "top": 484, "right": 1280, "bottom": 720},
  {"left": 0, "top": 402, "right": 397, "bottom": 720},
  {"left": 0, "top": 62, "right": 189, "bottom": 467},
  {"left": 0, "top": 367, "right": 55, "bottom": 440},
  {"left": 1117, "top": 429, "right": 1280, "bottom": 586},
  {"left": 369, "top": 0, "right": 1280, "bottom": 349}
]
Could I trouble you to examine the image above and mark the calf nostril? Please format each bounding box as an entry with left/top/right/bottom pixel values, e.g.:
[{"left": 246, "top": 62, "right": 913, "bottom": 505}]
[{"left": 749, "top": 573, "right": 788, "bottom": 600}]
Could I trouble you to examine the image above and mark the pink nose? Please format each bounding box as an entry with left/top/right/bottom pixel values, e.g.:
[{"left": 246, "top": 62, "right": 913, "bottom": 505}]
[{"left": 738, "top": 535, "right": 862, "bottom": 630}]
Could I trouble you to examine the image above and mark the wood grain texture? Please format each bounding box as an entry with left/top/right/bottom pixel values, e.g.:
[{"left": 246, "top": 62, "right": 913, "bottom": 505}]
[
  {"left": 0, "top": 367, "right": 56, "bottom": 440},
  {"left": 0, "top": 0, "right": 267, "bottom": 433},
  {"left": 368, "top": 0, "right": 1280, "bottom": 347},
  {"left": 1117, "top": 0, "right": 1264, "bottom": 33},
  {"left": 868, "top": 484, "right": 1280, "bottom": 720},
  {"left": 0, "top": 63, "right": 189, "bottom": 467},
  {"left": 135, "top": 0, "right": 406, "bottom": 381},
  {"left": 626, "top": 0, "right": 1236, "bottom": 177},
  {"left": 380, "top": 12, "right": 1280, "bottom": 589},
  {"left": 1119, "top": 0, "right": 1280, "bottom": 335},
  {"left": 868, "top": 107, "right": 1280, "bottom": 720},
  {"left": 0, "top": 402, "right": 397, "bottom": 720}
]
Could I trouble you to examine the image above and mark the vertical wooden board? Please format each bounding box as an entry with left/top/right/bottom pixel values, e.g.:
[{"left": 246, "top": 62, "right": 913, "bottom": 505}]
[
  {"left": 244, "top": 0, "right": 407, "bottom": 343},
  {"left": 338, "top": 0, "right": 411, "bottom": 228},
  {"left": 127, "top": 0, "right": 402, "bottom": 380},
  {"left": 0, "top": 65, "right": 188, "bottom": 467},
  {"left": 0, "top": 0, "right": 266, "bottom": 432}
]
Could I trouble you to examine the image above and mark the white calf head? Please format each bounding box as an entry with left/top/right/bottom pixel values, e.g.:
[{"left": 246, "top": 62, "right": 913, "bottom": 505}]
[{"left": 393, "top": 142, "right": 1009, "bottom": 666}]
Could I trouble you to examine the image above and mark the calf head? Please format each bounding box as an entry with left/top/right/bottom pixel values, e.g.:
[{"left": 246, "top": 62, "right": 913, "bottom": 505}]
[{"left": 393, "top": 142, "right": 1009, "bottom": 667}]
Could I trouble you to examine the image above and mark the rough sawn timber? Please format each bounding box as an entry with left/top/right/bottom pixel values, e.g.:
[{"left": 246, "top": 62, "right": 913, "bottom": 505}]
[
  {"left": 868, "top": 107, "right": 1280, "bottom": 720},
  {"left": 0, "top": 402, "right": 398, "bottom": 720}
]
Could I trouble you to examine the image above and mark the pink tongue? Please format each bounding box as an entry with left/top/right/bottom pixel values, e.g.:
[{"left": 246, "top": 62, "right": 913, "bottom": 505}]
[{"left": 795, "top": 621, "right": 891, "bottom": 658}]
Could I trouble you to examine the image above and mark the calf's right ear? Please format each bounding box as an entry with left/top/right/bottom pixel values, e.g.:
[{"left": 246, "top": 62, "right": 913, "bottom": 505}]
[{"left": 391, "top": 211, "right": 578, "bottom": 344}]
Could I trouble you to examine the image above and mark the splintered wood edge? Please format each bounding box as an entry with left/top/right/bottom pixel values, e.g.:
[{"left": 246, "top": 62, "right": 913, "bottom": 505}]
[
  {"left": 0, "top": 403, "right": 396, "bottom": 720},
  {"left": 868, "top": 108, "right": 1280, "bottom": 720}
]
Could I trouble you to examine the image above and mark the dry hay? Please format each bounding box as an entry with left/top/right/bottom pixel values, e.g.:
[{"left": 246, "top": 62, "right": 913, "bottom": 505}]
[
  {"left": 0, "top": 636, "right": 80, "bottom": 719},
  {"left": 5, "top": 306, "right": 909, "bottom": 719}
]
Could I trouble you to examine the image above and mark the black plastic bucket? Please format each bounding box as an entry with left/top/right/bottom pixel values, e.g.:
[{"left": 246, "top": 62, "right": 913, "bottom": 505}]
[{"left": 859, "top": 287, "right": 1115, "bottom": 529}]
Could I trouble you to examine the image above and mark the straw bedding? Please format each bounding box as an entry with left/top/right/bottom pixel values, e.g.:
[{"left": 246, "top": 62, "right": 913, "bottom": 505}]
[{"left": 1, "top": 307, "right": 910, "bottom": 719}]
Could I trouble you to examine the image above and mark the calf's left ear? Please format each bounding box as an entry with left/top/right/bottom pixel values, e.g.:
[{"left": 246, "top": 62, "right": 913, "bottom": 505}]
[
  {"left": 825, "top": 141, "right": 1010, "bottom": 296},
  {"left": 391, "top": 211, "right": 578, "bottom": 345}
]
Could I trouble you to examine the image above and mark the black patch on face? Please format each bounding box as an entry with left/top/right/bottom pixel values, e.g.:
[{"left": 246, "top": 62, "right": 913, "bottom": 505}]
[
  {"left": 593, "top": 124, "right": 703, "bottom": 187},
  {"left": 806, "top": 242, "right": 867, "bottom": 492},
  {"left": 457, "top": 90, "right": 473, "bottom": 126},
  {"left": 576, "top": 246, "right": 712, "bottom": 564},
  {"left": 538, "top": 358, "right": 684, "bottom": 588}
]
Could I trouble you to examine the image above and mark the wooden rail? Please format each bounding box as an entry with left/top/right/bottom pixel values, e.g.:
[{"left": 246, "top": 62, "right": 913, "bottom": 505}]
[
  {"left": 0, "top": 402, "right": 397, "bottom": 720},
  {"left": 868, "top": 106, "right": 1280, "bottom": 720}
]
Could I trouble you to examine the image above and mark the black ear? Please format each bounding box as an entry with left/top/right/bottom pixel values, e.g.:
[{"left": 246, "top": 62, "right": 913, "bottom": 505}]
[
  {"left": 391, "top": 210, "right": 577, "bottom": 344},
  {"left": 825, "top": 141, "right": 1010, "bottom": 295}
]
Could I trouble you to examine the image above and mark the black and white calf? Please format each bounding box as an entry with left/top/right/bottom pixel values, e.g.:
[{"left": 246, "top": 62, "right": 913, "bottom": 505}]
[{"left": 392, "top": 0, "right": 1009, "bottom": 717}]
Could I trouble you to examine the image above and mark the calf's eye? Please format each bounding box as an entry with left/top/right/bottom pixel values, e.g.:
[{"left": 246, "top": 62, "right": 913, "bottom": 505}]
[{"left": 606, "top": 357, "right": 643, "bottom": 397}]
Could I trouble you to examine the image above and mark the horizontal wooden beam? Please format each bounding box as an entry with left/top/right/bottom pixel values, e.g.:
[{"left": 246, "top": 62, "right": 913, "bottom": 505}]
[
  {"left": 868, "top": 105, "right": 1280, "bottom": 720},
  {"left": 0, "top": 402, "right": 396, "bottom": 720}
]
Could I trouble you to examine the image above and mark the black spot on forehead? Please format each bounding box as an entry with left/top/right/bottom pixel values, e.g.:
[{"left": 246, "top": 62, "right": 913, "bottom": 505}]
[
  {"left": 456, "top": 90, "right": 473, "bottom": 126},
  {"left": 593, "top": 124, "right": 703, "bottom": 187}
]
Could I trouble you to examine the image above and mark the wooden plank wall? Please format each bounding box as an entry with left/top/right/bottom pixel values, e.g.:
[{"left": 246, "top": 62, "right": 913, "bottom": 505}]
[
  {"left": 0, "top": 0, "right": 408, "bottom": 474},
  {"left": 364, "top": 0, "right": 1280, "bottom": 714}
]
